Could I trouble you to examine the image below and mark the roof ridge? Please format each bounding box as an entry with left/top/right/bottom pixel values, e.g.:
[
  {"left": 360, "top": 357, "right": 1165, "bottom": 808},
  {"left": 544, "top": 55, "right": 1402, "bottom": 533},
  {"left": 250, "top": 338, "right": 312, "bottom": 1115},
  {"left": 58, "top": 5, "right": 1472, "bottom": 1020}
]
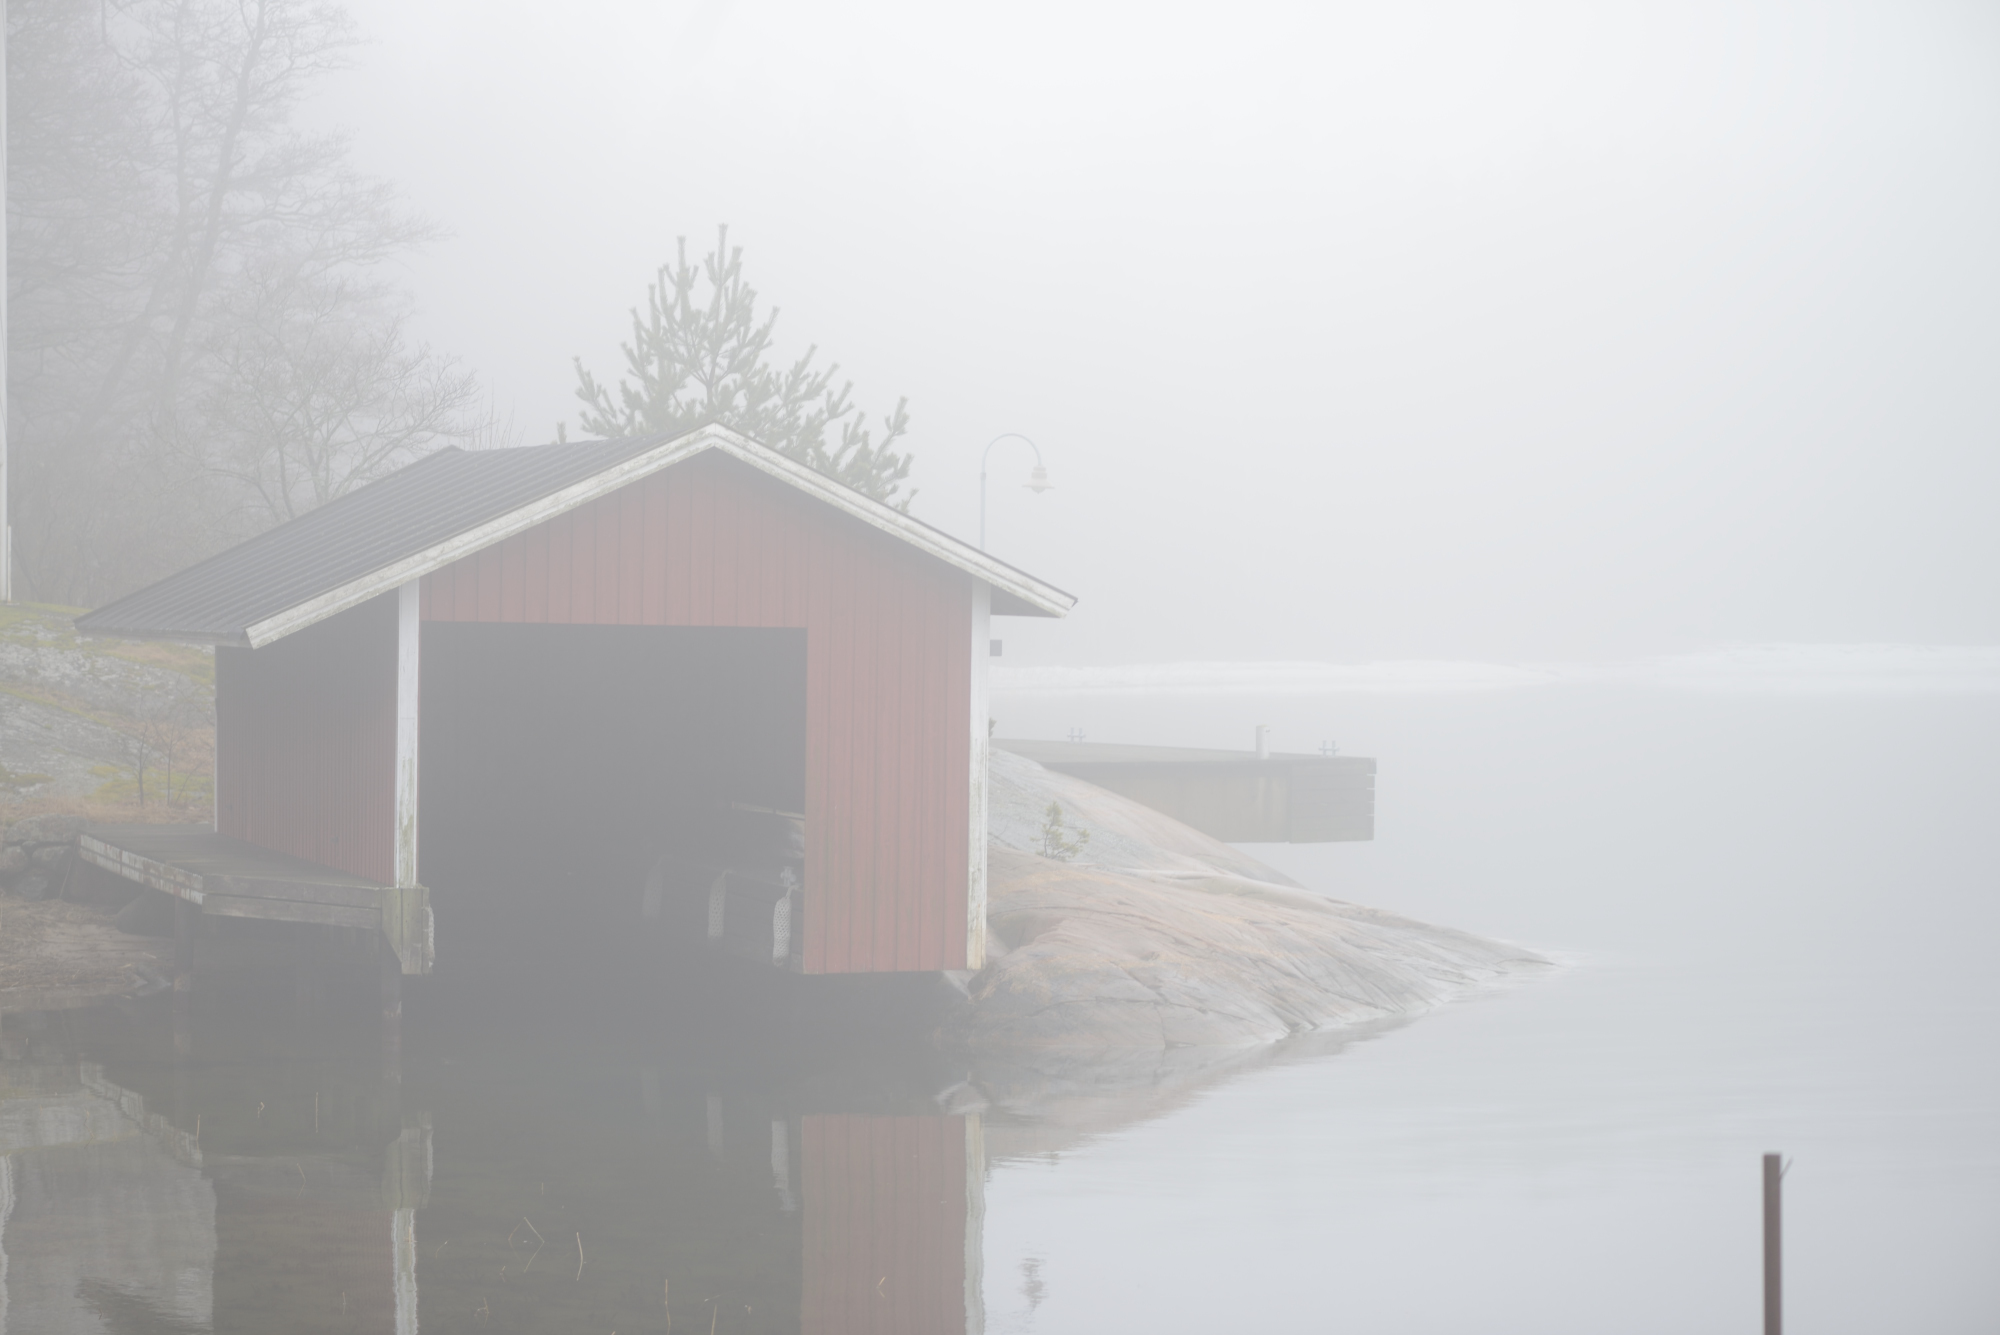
[{"left": 76, "top": 425, "right": 1074, "bottom": 645}]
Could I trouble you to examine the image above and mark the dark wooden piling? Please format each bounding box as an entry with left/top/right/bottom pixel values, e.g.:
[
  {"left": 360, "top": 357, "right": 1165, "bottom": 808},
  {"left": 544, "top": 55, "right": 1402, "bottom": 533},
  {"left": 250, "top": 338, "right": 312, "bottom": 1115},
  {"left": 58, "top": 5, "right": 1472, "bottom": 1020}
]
[
  {"left": 293, "top": 924, "right": 327, "bottom": 1018},
  {"left": 293, "top": 932, "right": 314, "bottom": 1014},
  {"left": 173, "top": 897, "right": 193, "bottom": 984},
  {"left": 173, "top": 898, "right": 195, "bottom": 1055},
  {"left": 380, "top": 940, "right": 403, "bottom": 1085},
  {"left": 1763, "top": 1152, "right": 1783, "bottom": 1335}
]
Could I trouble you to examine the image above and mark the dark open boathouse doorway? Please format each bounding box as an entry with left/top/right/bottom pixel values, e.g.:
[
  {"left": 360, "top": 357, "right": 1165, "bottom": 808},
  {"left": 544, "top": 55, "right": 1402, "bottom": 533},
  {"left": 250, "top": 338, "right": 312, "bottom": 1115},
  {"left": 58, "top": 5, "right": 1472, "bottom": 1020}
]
[
  {"left": 419, "top": 621, "right": 809, "bottom": 980},
  {"left": 75, "top": 425, "right": 1075, "bottom": 984}
]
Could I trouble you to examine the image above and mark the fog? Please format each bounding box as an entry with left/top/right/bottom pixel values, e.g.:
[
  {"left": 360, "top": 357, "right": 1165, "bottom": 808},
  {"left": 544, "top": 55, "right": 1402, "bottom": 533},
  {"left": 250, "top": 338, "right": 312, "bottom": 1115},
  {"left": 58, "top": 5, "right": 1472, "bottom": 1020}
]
[
  {"left": 6, "top": 4, "right": 1999, "bottom": 1332},
  {"left": 317, "top": 0, "right": 2000, "bottom": 664}
]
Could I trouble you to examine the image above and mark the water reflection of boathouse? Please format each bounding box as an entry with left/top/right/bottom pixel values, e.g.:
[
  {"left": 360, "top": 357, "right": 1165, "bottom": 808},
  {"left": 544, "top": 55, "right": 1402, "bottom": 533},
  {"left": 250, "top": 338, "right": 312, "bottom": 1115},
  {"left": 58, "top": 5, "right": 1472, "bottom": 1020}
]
[
  {"left": 0, "top": 1014, "right": 427, "bottom": 1334},
  {"left": 74, "top": 425, "right": 1075, "bottom": 985},
  {"left": 0, "top": 1006, "right": 988, "bottom": 1334}
]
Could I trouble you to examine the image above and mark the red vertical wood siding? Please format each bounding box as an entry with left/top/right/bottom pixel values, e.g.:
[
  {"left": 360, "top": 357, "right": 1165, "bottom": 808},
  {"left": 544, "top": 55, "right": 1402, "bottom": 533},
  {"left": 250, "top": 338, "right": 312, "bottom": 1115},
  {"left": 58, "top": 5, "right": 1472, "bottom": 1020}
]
[
  {"left": 211, "top": 1171, "right": 401, "bottom": 1332},
  {"left": 801, "top": 1115, "right": 969, "bottom": 1335},
  {"left": 419, "top": 451, "right": 974, "bottom": 973},
  {"left": 215, "top": 593, "right": 398, "bottom": 884}
]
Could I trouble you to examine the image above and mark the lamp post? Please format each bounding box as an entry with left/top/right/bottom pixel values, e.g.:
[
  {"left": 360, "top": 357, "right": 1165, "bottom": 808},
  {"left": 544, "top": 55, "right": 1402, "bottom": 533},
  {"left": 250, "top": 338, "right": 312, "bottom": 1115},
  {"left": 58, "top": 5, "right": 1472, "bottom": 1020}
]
[{"left": 980, "top": 433, "right": 1052, "bottom": 551}]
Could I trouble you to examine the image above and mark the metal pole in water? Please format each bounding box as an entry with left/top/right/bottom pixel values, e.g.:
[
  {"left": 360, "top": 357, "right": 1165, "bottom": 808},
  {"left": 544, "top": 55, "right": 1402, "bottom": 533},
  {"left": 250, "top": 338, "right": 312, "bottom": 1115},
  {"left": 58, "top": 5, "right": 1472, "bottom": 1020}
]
[{"left": 1763, "top": 1152, "right": 1784, "bottom": 1335}]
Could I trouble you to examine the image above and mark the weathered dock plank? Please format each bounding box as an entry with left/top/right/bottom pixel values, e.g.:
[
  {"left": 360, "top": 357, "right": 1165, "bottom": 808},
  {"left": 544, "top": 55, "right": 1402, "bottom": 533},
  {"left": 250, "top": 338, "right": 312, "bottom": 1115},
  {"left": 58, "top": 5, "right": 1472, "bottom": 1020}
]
[
  {"left": 201, "top": 877, "right": 385, "bottom": 909},
  {"left": 201, "top": 895, "right": 382, "bottom": 929},
  {"left": 79, "top": 824, "right": 432, "bottom": 974},
  {"left": 993, "top": 741, "right": 1377, "bottom": 843}
]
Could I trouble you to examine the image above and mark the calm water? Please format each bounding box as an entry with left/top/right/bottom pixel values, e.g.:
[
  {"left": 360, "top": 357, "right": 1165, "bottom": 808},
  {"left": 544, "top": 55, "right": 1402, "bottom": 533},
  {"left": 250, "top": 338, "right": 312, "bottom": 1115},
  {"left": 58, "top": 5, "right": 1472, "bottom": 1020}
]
[{"left": 4, "top": 686, "right": 1996, "bottom": 1332}]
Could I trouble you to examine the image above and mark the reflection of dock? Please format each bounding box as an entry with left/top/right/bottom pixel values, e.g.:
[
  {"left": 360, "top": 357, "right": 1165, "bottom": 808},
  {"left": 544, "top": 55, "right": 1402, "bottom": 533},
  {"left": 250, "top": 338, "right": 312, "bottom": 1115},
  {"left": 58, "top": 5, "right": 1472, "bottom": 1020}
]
[
  {"left": 0, "top": 1017, "right": 431, "bottom": 1335},
  {"left": 0, "top": 978, "right": 1419, "bottom": 1334},
  {"left": 2, "top": 991, "right": 1373, "bottom": 1335},
  {"left": 4, "top": 991, "right": 989, "bottom": 1334},
  {"left": 0, "top": 1056, "right": 213, "bottom": 1333},
  {"left": 206, "top": 1115, "right": 430, "bottom": 1335},
  {"left": 997, "top": 739, "right": 1376, "bottom": 842}
]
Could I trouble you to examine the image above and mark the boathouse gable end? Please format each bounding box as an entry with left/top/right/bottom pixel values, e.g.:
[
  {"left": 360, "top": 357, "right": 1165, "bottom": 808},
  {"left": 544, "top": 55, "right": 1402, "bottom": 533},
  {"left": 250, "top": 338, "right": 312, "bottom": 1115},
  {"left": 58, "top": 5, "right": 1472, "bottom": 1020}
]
[
  {"left": 419, "top": 451, "right": 979, "bottom": 974},
  {"left": 77, "top": 428, "right": 1071, "bottom": 977},
  {"left": 73, "top": 424, "right": 1070, "bottom": 648}
]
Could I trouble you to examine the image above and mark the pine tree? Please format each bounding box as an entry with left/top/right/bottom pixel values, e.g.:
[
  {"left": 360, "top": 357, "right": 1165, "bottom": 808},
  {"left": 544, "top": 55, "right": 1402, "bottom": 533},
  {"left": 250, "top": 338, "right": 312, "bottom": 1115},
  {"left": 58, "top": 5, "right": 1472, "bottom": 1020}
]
[{"left": 570, "top": 227, "right": 915, "bottom": 508}]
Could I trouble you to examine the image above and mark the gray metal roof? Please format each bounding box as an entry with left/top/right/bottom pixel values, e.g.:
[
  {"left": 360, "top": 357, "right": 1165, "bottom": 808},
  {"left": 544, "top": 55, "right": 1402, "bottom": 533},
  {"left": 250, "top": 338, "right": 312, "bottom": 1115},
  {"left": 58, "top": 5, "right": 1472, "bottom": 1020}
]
[
  {"left": 76, "top": 430, "right": 1073, "bottom": 645},
  {"left": 77, "top": 437, "right": 667, "bottom": 644}
]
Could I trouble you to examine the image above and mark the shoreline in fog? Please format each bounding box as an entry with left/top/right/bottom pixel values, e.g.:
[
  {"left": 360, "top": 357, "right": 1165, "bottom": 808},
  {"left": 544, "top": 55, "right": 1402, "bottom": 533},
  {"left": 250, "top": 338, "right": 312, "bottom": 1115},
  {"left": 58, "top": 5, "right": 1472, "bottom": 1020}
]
[{"left": 992, "top": 644, "right": 2000, "bottom": 697}]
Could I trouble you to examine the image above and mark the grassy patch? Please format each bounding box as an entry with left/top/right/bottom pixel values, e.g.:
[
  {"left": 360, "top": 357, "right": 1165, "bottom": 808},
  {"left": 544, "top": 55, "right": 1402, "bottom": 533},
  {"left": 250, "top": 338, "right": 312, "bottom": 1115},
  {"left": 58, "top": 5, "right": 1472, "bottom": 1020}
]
[
  {"left": 102, "top": 638, "right": 214, "bottom": 683},
  {"left": 0, "top": 603, "right": 214, "bottom": 685},
  {"left": 0, "top": 793, "right": 206, "bottom": 827},
  {"left": 0, "top": 763, "right": 55, "bottom": 792},
  {"left": 91, "top": 768, "right": 213, "bottom": 808},
  {"left": 0, "top": 683, "right": 156, "bottom": 738}
]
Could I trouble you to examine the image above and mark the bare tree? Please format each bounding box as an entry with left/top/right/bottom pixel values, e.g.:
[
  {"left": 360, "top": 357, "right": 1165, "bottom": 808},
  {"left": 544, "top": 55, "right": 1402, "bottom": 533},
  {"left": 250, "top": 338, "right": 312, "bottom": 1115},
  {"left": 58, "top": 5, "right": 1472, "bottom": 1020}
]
[
  {"left": 8, "top": 0, "right": 177, "bottom": 604},
  {"left": 7, "top": 0, "right": 476, "bottom": 604},
  {"left": 122, "top": 677, "right": 212, "bottom": 808},
  {"left": 193, "top": 260, "right": 477, "bottom": 522}
]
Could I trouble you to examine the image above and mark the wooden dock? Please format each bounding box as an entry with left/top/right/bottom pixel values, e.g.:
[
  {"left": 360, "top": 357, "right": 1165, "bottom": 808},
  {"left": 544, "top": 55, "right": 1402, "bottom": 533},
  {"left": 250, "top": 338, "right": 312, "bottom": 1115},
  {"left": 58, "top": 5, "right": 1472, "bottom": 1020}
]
[
  {"left": 995, "top": 740, "right": 1376, "bottom": 843},
  {"left": 79, "top": 824, "right": 432, "bottom": 975}
]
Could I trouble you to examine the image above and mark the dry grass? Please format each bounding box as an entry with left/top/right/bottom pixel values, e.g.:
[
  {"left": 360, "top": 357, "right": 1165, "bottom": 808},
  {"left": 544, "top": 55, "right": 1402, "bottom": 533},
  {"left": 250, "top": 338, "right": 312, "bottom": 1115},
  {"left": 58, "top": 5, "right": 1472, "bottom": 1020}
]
[
  {"left": 0, "top": 603, "right": 209, "bottom": 680},
  {"left": 1, "top": 794, "right": 209, "bottom": 828},
  {"left": 1, "top": 602, "right": 217, "bottom": 807}
]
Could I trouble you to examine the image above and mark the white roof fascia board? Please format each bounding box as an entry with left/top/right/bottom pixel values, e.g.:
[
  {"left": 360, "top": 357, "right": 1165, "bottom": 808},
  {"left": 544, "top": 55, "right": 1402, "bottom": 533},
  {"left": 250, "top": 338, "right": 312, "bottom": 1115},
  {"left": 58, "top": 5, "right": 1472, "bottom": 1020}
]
[
  {"left": 80, "top": 628, "right": 251, "bottom": 649},
  {"left": 698, "top": 428, "right": 1076, "bottom": 617},
  {"left": 242, "top": 425, "right": 1072, "bottom": 649},
  {"left": 242, "top": 431, "right": 714, "bottom": 647}
]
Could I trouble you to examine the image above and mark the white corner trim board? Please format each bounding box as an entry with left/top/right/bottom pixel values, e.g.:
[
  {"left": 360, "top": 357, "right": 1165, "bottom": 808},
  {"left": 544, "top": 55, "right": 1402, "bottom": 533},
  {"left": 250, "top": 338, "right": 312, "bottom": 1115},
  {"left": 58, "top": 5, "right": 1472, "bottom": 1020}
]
[
  {"left": 966, "top": 581, "right": 991, "bottom": 971},
  {"left": 394, "top": 580, "right": 420, "bottom": 889}
]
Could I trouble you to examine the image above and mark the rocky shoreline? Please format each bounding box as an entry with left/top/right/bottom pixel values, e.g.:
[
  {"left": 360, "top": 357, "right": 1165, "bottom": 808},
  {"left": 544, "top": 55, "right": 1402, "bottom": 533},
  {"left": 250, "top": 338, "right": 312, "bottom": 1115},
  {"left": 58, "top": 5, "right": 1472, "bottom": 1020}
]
[
  {"left": 0, "top": 813, "right": 175, "bottom": 1010},
  {"left": 0, "top": 753, "right": 1547, "bottom": 1046},
  {"left": 946, "top": 749, "right": 1547, "bottom": 1052},
  {"left": 0, "top": 898, "right": 171, "bottom": 1012}
]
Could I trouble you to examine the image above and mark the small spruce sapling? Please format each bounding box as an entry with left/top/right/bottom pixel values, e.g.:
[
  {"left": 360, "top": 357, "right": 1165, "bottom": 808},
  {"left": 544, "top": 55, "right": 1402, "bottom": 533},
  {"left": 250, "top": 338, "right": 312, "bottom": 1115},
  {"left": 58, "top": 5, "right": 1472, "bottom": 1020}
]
[{"left": 1039, "top": 802, "right": 1091, "bottom": 862}]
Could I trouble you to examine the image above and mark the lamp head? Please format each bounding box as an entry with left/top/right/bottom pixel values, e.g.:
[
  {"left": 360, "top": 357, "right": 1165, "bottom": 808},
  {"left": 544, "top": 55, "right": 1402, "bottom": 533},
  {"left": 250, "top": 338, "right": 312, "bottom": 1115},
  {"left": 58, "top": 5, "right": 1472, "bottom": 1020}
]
[{"left": 1025, "top": 464, "right": 1053, "bottom": 494}]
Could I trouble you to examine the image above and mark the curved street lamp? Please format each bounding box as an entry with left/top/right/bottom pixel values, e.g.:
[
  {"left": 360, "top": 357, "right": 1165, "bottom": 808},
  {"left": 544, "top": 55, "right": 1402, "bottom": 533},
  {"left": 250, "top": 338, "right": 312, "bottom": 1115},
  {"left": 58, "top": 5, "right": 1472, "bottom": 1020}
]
[{"left": 980, "top": 433, "right": 1052, "bottom": 551}]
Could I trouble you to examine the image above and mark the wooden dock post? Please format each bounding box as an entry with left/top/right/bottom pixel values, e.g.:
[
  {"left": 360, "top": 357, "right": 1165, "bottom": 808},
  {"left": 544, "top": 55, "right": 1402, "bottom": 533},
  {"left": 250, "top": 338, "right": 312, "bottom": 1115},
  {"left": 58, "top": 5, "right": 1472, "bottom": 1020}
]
[
  {"left": 380, "top": 940, "right": 403, "bottom": 1085},
  {"left": 292, "top": 927, "right": 320, "bottom": 1017},
  {"left": 173, "top": 897, "right": 193, "bottom": 984},
  {"left": 173, "top": 898, "right": 195, "bottom": 1055},
  {"left": 1763, "top": 1152, "right": 1784, "bottom": 1335}
]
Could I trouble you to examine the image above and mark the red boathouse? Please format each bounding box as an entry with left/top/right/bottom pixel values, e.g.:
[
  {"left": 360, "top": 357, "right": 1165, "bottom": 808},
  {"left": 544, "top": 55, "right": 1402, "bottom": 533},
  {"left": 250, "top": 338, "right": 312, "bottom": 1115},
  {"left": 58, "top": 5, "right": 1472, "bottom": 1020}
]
[{"left": 77, "top": 425, "right": 1074, "bottom": 976}]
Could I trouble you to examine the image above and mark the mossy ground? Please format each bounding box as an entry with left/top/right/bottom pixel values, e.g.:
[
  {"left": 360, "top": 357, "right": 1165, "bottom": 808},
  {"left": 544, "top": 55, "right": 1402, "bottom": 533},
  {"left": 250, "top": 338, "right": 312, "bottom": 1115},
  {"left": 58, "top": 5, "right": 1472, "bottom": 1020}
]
[{"left": 0, "top": 602, "right": 214, "bottom": 824}]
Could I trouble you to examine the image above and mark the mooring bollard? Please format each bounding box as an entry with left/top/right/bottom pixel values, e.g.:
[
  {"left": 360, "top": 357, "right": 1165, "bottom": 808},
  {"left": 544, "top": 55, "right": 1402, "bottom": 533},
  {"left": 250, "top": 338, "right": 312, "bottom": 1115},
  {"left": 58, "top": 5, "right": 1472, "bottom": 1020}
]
[{"left": 1763, "top": 1152, "right": 1786, "bottom": 1335}]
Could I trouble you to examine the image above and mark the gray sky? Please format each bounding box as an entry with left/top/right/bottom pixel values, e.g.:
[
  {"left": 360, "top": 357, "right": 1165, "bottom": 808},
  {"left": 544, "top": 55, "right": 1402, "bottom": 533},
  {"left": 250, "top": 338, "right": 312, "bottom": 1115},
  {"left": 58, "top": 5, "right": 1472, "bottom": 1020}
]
[{"left": 323, "top": 0, "right": 2000, "bottom": 665}]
